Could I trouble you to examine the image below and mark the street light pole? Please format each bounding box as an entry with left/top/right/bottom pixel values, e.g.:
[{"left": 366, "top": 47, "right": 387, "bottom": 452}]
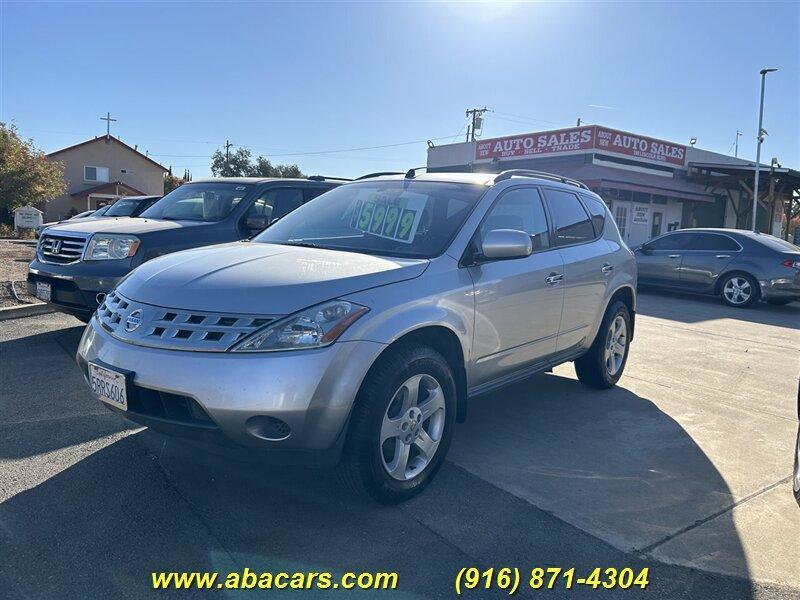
[{"left": 752, "top": 68, "right": 777, "bottom": 232}]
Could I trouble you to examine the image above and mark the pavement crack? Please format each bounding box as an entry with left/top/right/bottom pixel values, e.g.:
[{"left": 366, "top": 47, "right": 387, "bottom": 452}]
[{"left": 637, "top": 476, "right": 793, "bottom": 555}]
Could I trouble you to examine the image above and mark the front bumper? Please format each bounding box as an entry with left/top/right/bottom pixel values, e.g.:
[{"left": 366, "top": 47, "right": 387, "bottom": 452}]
[
  {"left": 28, "top": 258, "right": 132, "bottom": 317},
  {"left": 76, "top": 318, "right": 386, "bottom": 464}
]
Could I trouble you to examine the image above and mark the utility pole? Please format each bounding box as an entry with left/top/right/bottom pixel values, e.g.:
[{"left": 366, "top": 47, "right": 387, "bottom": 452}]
[
  {"left": 465, "top": 107, "right": 488, "bottom": 142},
  {"left": 752, "top": 68, "right": 778, "bottom": 232},
  {"left": 734, "top": 130, "right": 742, "bottom": 157},
  {"left": 100, "top": 112, "right": 117, "bottom": 138},
  {"left": 224, "top": 140, "right": 234, "bottom": 172}
]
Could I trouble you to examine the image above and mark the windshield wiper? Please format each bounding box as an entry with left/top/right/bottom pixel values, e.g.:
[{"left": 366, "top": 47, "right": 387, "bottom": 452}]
[{"left": 279, "top": 241, "right": 324, "bottom": 249}]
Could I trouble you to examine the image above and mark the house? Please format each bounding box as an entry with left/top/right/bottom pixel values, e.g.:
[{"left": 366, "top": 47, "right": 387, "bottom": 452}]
[{"left": 43, "top": 135, "right": 167, "bottom": 221}]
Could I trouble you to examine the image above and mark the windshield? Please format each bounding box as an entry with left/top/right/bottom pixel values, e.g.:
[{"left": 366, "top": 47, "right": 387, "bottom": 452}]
[
  {"left": 105, "top": 198, "right": 145, "bottom": 217},
  {"left": 141, "top": 183, "right": 252, "bottom": 222},
  {"left": 254, "top": 180, "right": 486, "bottom": 258}
]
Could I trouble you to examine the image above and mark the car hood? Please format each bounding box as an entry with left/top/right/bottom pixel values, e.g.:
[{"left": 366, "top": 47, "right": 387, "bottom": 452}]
[
  {"left": 46, "top": 217, "right": 206, "bottom": 236},
  {"left": 117, "top": 242, "right": 429, "bottom": 314}
]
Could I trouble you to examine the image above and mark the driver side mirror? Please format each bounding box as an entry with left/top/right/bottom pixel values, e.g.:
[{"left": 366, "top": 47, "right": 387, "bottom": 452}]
[
  {"left": 245, "top": 216, "right": 270, "bottom": 232},
  {"left": 481, "top": 229, "right": 533, "bottom": 260},
  {"left": 639, "top": 244, "right": 653, "bottom": 255}
]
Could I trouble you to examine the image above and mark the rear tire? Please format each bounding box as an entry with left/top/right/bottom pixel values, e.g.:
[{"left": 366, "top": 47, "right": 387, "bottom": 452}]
[
  {"left": 337, "top": 344, "right": 456, "bottom": 504},
  {"left": 719, "top": 273, "right": 759, "bottom": 308},
  {"left": 574, "top": 300, "right": 631, "bottom": 389}
]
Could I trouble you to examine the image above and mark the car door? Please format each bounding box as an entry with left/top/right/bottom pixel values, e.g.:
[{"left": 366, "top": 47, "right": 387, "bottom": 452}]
[
  {"left": 678, "top": 232, "right": 740, "bottom": 292},
  {"left": 542, "top": 188, "right": 610, "bottom": 353},
  {"left": 468, "top": 186, "right": 565, "bottom": 387},
  {"left": 635, "top": 232, "right": 694, "bottom": 287}
]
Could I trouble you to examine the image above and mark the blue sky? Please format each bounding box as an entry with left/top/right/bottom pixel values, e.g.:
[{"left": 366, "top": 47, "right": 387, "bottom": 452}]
[{"left": 2, "top": 1, "right": 797, "bottom": 178}]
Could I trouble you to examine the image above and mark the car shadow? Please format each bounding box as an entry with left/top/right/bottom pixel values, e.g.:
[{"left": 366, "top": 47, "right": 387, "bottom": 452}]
[
  {"left": 0, "top": 373, "right": 758, "bottom": 597},
  {"left": 636, "top": 287, "right": 800, "bottom": 330}
]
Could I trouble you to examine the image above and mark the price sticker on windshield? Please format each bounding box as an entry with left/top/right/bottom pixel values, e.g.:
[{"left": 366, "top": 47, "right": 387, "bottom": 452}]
[{"left": 354, "top": 195, "right": 426, "bottom": 244}]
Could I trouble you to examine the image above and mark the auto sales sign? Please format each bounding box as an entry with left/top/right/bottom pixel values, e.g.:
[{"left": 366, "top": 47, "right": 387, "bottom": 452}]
[{"left": 475, "top": 125, "right": 686, "bottom": 167}]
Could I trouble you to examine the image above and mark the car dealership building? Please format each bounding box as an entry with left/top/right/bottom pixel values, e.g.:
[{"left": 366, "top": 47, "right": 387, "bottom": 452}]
[{"left": 426, "top": 125, "right": 800, "bottom": 247}]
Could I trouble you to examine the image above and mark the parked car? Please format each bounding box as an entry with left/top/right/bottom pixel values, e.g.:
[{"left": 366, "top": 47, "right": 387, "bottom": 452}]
[
  {"left": 34, "top": 205, "right": 112, "bottom": 238},
  {"left": 76, "top": 169, "right": 637, "bottom": 503},
  {"left": 28, "top": 178, "right": 343, "bottom": 322},
  {"left": 634, "top": 228, "right": 800, "bottom": 307}
]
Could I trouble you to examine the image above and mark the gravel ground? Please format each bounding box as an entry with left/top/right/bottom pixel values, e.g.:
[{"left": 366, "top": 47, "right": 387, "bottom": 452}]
[{"left": 0, "top": 239, "right": 38, "bottom": 308}]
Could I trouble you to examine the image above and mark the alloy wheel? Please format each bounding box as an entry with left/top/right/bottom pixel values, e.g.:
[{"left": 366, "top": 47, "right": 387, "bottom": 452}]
[
  {"left": 604, "top": 315, "right": 627, "bottom": 376},
  {"left": 723, "top": 277, "right": 752, "bottom": 305},
  {"left": 380, "top": 374, "right": 446, "bottom": 481}
]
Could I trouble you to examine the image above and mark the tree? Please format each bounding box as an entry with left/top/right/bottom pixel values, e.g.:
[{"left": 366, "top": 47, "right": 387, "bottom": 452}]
[
  {"left": 210, "top": 144, "right": 304, "bottom": 178},
  {"left": 0, "top": 122, "right": 65, "bottom": 223},
  {"left": 211, "top": 147, "right": 253, "bottom": 177},
  {"left": 163, "top": 166, "right": 192, "bottom": 193}
]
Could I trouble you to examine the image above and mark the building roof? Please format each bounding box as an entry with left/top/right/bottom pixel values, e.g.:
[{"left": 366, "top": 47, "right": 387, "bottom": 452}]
[
  {"left": 48, "top": 135, "right": 168, "bottom": 172},
  {"left": 70, "top": 181, "right": 146, "bottom": 199},
  {"left": 554, "top": 164, "right": 716, "bottom": 203}
]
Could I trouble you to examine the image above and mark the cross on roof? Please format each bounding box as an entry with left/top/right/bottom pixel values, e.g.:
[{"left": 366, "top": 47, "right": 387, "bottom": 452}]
[{"left": 100, "top": 112, "right": 117, "bottom": 137}]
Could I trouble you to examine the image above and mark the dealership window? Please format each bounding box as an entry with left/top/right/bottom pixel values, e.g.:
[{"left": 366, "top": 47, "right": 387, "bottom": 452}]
[
  {"left": 544, "top": 189, "right": 595, "bottom": 246},
  {"left": 480, "top": 187, "right": 550, "bottom": 251},
  {"left": 84, "top": 166, "right": 109, "bottom": 183},
  {"left": 614, "top": 205, "right": 628, "bottom": 238}
]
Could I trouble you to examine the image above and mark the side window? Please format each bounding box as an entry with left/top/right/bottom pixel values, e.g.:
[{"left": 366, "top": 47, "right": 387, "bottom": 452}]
[
  {"left": 480, "top": 187, "right": 551, "bottom": 251},
  {"left": 544, "top": 188, "right": 595, "bottom": 246},
  {"left": 647, "top": 233, "right": 694, "bottom": 250},
  {"left": 304, "top": 186, "right": 332, "bottom": 202},
  {"left": 245, "top": 188, "right": 305, "bottom": 225},
  {"left": 581, "top": 195, "right": 606, "bottom": 236},
  {"left": 691, "top": 233, "right": 740, "bottom": 251}
]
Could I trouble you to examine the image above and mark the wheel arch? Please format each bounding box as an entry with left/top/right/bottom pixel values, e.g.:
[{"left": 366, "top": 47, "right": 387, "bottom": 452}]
[
  {"left": 606, "top": 284, "right": 636, "bottom": 341},
  {"left": 371, "top": 325, "right": 469, "bottom": 423}
]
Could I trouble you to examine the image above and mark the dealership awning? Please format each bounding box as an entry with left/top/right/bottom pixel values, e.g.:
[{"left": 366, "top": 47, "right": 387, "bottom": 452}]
[
  {"left": 70, "top": 181, "right": 146, "bottom": 200},
  {"left": 555, "top": 164, "right": 716, "bottom": 203}
]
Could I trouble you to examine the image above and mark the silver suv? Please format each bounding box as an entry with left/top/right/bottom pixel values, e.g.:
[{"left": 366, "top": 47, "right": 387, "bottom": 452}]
[{"left": 77, "top": 170, "right": 637, "bottom": 503}]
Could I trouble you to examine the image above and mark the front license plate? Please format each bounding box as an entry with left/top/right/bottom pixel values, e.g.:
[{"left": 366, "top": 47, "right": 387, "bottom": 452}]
[
  {"left": 89, "top": 363, "right": 128, "bottom": 410},
  {"left": 35, "top": 281, "right": 51, "bottom": 302}
]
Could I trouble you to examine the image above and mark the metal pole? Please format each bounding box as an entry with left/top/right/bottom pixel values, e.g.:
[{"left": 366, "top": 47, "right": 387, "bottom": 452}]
[{"left": 752, "top": 68, "right": 776, "bottom": 232}]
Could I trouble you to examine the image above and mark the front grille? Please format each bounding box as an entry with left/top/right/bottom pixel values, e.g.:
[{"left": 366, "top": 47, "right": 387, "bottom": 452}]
[
  {"left": 97, "top": 291, "right": 279, "bottom": 351},
  {"left": 38, "top": 232, "right": 89, "bottom": 264},
  {"left": 129, "top": 385, "right": 216, "bottom": 427}
]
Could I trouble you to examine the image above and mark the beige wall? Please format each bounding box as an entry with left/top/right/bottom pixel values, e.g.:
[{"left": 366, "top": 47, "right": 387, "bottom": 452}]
[{"left": 44, "top": 137, "right": 165, "bottom": 220}]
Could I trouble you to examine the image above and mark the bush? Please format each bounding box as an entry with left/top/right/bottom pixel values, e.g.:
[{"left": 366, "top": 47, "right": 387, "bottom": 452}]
[{"left": 0, "top": 223, "right": 13, "bottom": 237}]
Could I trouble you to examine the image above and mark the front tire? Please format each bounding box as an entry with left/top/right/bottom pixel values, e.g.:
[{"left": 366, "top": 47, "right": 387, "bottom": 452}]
[
  {"left": 720, "top": 273, "right": 759, "bottom": 308},
  {"left": 574, "top": 300, "right": 632, "bottom": 389},
  {"left": 337, "top": 345, "right": 456, "bottom": 504}
]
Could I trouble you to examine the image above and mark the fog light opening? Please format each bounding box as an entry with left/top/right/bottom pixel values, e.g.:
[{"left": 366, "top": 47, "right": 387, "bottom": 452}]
[{"left": 245, "top": 416, "right": 292, "bottom": 441}]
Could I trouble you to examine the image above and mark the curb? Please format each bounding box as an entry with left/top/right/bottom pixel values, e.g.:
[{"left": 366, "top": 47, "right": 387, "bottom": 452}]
[{"left": 0, "top": 303, "right": 56, "bottom": 321}]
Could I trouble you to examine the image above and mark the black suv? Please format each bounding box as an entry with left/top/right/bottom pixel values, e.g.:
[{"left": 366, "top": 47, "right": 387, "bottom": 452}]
[{"left": 28, "top": 177, "right": 343, "bottom": 321}]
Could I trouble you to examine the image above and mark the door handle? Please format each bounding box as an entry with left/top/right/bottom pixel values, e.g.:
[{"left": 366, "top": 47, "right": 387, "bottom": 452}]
[
  {"left": 715, "top": 254, "right": 731, "bottom": 259},
  {"left": 545, "top": 273, "right": 564, "bottom": 285},
  {"left": 601, "top": 264, "right": 614, "bottom": 274},
  {"left": 668, "top": 254, "right": 681, "bottom": 259}
]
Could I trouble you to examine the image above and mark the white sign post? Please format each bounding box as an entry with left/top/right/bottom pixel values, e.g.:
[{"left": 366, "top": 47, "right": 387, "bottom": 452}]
[{"left": 13, "top": 205, "right": 43, "bottom": 231}]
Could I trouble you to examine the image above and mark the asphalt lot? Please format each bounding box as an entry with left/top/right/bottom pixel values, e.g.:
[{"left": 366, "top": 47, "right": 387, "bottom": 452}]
[{"left": 1, "top": 292, "right": 798, "bottom": 599}]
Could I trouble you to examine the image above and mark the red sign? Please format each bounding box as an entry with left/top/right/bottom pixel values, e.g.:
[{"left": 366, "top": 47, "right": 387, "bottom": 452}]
[
  {"left": 593, "top": 127, "right": 686, "bottom": 166},
  {"left": 475, "top": 126, "right": 686, "bottom": 166},
  {"left": 475, "top": 127, "right": 594, "bottom": 160}
]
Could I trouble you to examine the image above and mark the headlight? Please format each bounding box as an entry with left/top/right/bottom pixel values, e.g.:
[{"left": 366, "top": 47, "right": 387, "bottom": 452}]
[
  {"left": 85, "top": 234, "right": 140, "bottom": 260},
  {"left": 230, "top": 300, "right": 369, "bottom": 352}
]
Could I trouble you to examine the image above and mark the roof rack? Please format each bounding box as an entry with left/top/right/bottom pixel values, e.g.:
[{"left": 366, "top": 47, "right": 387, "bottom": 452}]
[
  {"left": 307, "top": 175, "right": 352, "bottom": 182},
  {"left": 404, "top": 166, "right": 427, "bottom": 179},
  {"left": 492, "top": 169, "right": 589, "bottom": 190},
  {"left": 354, "top": 171, "right": 404, "bottom": 180}
]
